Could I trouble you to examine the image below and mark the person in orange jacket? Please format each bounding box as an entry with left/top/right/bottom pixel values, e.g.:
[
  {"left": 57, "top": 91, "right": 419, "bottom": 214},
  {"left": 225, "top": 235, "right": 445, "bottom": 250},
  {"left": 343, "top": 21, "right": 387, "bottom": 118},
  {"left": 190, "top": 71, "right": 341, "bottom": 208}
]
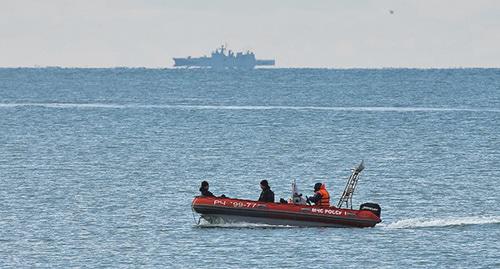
[{"left": 307, "top": 183, "right": 330, "bottom": 207}]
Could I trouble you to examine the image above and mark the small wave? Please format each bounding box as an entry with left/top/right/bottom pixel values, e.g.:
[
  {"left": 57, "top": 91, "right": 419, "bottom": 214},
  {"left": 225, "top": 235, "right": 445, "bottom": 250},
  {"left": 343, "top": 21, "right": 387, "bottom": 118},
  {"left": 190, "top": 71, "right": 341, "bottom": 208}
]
[
  {"left": 197, "top": 223, "right": 289, "bottom": 229},
  {"left": 195, "top": 219, "right": 292, "bottom": 229},
  {"left": 0, "top": 103, "right": 126, "bottom": 109},
  {"left": 1, "top": 103, "right": 500, "bottom": 113},
  {"left": 384, "top": 216, "right": 500, "bottom": 229}
]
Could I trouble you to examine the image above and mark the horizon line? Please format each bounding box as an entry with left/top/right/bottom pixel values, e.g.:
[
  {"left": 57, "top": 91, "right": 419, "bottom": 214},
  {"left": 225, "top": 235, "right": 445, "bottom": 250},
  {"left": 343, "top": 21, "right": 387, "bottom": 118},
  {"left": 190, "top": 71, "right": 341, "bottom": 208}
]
[{"left": 1, "top": 66, "right": 500, "bottom": 70}]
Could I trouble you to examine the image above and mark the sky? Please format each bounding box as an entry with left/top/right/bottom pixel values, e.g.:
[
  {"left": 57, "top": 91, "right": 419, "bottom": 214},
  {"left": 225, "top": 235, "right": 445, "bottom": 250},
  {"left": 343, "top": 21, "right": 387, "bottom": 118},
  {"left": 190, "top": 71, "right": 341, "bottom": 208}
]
[{"left": 1, "top": 0, "right": 500, "bottom": 68}]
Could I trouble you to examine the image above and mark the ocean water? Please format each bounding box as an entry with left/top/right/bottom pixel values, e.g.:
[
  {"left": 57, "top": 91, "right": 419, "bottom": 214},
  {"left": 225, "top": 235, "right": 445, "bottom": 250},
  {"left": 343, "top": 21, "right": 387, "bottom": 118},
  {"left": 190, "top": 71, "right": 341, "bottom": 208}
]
[{"left": 0, "top": 68, "right": 499, "bottom": 268}]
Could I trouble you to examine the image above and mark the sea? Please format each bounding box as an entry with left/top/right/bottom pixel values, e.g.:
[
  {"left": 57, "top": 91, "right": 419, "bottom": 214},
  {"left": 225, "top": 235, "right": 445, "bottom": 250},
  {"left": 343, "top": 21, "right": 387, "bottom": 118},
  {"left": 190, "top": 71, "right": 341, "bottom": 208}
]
[{"left": 0, "top": 68, "right": 499, "bottom": 268}]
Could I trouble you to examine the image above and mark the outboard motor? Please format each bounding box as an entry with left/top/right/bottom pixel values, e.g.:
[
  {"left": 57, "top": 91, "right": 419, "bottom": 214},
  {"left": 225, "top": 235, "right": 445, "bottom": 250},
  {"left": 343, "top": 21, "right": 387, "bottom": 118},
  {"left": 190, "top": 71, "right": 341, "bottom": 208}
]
[{"left": 359, "top": 203, "right": 381, "bottom": 217}]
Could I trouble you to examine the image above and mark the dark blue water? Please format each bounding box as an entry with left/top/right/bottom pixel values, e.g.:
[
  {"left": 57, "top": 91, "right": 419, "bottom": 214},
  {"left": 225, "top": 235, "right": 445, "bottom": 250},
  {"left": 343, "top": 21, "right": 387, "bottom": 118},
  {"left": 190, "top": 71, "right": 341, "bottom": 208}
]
[{"left": 1, "top": 68, "right": 499, "bottom": 268}]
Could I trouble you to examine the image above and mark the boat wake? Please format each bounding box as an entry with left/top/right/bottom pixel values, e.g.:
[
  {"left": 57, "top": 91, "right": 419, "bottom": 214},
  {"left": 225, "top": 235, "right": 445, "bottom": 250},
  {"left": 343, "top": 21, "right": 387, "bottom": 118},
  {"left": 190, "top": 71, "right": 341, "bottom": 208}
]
[
  {"left": 196, "top": 216, "right": 500, "bottom": 229},
  {"left": 383, "top": 216, "right": 500, "bottom": 229}
]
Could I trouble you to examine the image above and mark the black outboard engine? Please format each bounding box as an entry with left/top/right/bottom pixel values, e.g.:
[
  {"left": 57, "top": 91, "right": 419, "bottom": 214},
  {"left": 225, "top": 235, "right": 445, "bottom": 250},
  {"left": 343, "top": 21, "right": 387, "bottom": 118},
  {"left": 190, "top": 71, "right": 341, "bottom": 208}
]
[{"left": 359, "top": 203, "right": 381, "bottom": 217}]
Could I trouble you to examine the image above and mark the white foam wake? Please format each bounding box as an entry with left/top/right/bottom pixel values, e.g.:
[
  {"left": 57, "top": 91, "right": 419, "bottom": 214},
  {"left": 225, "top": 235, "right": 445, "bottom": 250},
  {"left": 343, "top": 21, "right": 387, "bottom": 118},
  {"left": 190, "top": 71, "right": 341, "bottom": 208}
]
[
  {"left": 384, "top": 216, "right": 500, "bottom": 229},
  {"left": 1, "top": 103, "right": 500, "bottom": 113}
]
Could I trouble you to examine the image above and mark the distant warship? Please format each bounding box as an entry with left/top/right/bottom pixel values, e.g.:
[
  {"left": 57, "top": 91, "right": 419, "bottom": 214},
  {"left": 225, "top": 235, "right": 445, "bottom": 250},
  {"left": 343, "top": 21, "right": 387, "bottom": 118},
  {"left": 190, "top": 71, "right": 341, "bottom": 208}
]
[{"left": 173, "top": 45, "right": 275, "bottom": 69}]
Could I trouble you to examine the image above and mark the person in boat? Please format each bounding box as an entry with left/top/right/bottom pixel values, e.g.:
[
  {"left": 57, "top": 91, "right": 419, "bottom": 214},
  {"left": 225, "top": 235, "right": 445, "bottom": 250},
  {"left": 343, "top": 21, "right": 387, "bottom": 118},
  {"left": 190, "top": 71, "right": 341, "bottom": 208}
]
[
  {"left": 199, "top": 181, "right": 215, "bottom": 197},
  {"left": 307, "top": 183, "right": 330, "bottom": 207},
  {"left": 258, "top": 180, "right": 275, "bottom": 203}
]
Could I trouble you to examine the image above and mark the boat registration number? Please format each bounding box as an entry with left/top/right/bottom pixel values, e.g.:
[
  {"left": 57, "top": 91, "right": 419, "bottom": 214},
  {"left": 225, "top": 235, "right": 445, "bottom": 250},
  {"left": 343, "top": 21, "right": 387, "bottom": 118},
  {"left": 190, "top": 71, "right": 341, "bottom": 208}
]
[{"left": 214, "top": 200, "right": 258, "bottom": 208}]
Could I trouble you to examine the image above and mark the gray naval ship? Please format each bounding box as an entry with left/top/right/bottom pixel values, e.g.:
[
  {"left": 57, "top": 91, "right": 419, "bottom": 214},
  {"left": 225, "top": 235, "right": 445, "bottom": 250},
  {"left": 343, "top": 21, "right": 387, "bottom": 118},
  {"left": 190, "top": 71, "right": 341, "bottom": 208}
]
[{"left": 173, "top": 45, "right": 275, "bottom": 69}]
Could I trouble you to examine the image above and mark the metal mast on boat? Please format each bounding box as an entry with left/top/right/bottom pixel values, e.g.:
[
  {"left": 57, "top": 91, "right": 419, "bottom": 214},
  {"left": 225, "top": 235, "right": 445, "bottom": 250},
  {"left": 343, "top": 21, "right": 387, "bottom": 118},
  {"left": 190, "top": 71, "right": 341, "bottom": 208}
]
[{"left": 337, "top": 161, "right": 365, "bottom": 209}]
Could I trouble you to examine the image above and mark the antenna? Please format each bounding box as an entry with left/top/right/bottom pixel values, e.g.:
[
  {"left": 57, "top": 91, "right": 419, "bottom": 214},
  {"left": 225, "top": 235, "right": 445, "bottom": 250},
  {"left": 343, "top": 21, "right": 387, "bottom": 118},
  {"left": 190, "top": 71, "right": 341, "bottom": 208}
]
[{"left": 222, "top": 42, "right": 228, "bottom": 54}]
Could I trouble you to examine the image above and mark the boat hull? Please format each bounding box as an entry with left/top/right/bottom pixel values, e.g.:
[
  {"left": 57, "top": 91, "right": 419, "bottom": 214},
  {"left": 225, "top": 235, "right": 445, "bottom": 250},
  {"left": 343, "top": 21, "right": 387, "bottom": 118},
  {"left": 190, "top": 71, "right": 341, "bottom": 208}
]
[{"left": 192, "top": 196, "right": 381, "bottom": 228}]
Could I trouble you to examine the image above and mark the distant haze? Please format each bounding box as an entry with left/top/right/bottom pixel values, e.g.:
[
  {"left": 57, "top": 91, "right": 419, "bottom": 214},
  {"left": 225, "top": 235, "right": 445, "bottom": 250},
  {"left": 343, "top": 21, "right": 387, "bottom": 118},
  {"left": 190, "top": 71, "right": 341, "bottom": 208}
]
[{"left": 1, "top": 0, "right": 500, "bottom": 68}]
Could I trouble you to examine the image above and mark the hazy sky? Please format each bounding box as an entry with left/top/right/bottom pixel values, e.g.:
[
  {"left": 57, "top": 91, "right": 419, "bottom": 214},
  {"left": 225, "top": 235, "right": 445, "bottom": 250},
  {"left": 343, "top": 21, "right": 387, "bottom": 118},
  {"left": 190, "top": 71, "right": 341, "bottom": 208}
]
[{"left": 2, "top": 0, "right": 500, "bottom": 68}]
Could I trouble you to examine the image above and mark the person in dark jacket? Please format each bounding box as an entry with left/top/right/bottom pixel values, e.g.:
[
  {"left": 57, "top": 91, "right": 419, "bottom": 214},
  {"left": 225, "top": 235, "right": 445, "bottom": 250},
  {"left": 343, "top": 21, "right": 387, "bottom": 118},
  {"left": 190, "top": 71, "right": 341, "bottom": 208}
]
[
  {"left": 199, "top": 181, "right": 215, "bottom": 197},
  {"left": 258, "top": 180, "right": 275, "bottom": 203}
]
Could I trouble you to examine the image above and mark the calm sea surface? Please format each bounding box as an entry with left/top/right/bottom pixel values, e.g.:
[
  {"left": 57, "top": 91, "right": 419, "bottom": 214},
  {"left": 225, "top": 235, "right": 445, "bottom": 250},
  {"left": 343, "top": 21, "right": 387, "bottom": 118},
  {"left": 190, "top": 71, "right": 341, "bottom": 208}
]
[{"left": 0, "top": 68, "right": 499, "bottom": 268}]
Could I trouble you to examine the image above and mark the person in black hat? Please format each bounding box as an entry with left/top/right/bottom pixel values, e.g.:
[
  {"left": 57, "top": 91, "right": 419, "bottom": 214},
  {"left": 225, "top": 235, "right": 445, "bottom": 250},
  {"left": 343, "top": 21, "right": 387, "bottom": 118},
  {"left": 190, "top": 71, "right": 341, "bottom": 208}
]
[
  {"left": 258, "top": 180, "right": 275, "bottom": 203},
  {"left": 199, "top": 181, "right": 215, "bottom": 197}
]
